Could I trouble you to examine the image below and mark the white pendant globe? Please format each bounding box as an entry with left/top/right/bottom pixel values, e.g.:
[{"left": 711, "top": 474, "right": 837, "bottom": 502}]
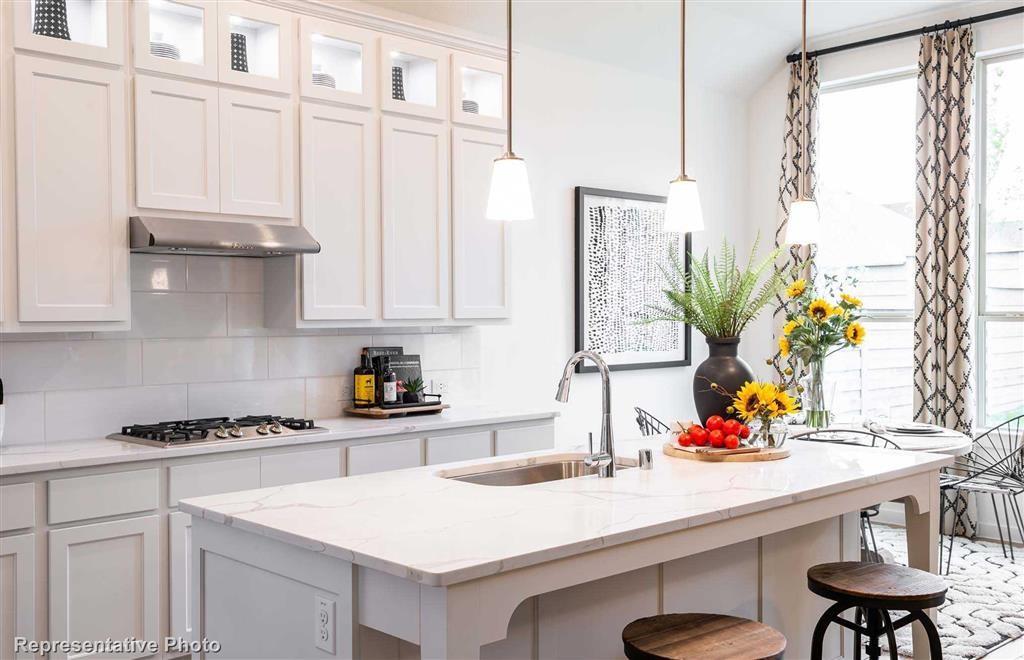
[
  {"left": 663, "top": 177, "right": 704, "bottom": 233},
  {"left": 785, "top": 198, "right": 821, "bottom": 245},
  {"left": 486, "top": 156, "right": 534, "bottom": 221}
]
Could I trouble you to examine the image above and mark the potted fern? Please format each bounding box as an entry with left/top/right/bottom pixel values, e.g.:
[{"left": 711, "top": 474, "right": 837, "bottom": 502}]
[{"left": 648, "top": 238, "right": 786, "bottom": 423}]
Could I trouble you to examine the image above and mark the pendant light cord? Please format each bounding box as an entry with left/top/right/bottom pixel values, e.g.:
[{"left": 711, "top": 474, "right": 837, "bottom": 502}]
[
  {"left": 506, "top": 0, "right": 513, "bottom": 156},
  {"left": 680, "top": 0, "right": 686, "bottom": 177},
  {"left": 799, "top": 0, "right": 808, "bottom": 201}
]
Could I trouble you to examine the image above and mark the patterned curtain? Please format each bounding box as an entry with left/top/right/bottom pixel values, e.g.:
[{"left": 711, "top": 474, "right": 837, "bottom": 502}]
[
  {"left": 914, "top": 27, "right": 976, "bottom": 535},
  {"left": 772, "top": 60, "right": 819, "bottom": 377}
]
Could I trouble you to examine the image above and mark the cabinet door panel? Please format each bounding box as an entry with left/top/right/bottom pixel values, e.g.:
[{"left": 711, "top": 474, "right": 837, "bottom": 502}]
[
  {"left": 48, "top": 517, "right": 159, "bottom": 659},
  {"left": 494, "top": 424, "right": 555, "bottom": 455},
  {"left": 0, "top": 534, "right": 35, "bottom": 660},
  {"left": 169, "top": 511, "right": 193, "bottom": 642},
  {"left": 219, "top": 89, "right": 295, "bottom": 218},
  {"left": 133, "top": 0, "right": 218, "bottom": 81},
  {"left": 426, "top": 431, "right": 492, "bottom": 465},
  {"left": 300, "top": 103, "right": 378, "bottom": 319},
  {"left": 135, "top": 76, "right": 219, "bottom": 212},
  {"left": 452, "top": 127, "right": 510, "bottom": 318},
  {"left": 260, "top": 447, "right": 343, "bottom": 487},
  {"left": 381, "top": 116, "right": 448, "bottom": 319},
  {"left": 14, "top": 55, "right": 129, "bottom": 322},
  {"left": 347, "top": 439, "right": 422, "bottom": 475}
]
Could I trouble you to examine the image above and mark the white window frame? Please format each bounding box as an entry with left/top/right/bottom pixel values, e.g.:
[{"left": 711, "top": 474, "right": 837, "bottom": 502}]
[{"left": 975, "top": 49, "right": 1024, "bottom": 429}]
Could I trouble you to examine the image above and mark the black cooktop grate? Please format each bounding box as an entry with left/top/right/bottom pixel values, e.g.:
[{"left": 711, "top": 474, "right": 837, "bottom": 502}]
[{"left": 120, "top": 415, "right": 314, "bottom": 443}]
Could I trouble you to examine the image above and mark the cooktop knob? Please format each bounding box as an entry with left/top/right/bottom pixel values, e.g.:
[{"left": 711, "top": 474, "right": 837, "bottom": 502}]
[
  {"left": 229, "top": 424, "right": 244, "bottom": 438},
  {"left": 269, "top": 421, "right": 284, "bottom": 434},
  {"left": 214, "top": 425, "right": 229, "bottom": 439},
  {"left": 256, "top": 423, "right": 270, "bottom": 435}
]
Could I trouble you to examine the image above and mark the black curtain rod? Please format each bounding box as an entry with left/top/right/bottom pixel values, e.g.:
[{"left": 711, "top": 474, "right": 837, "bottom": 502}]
[{"left": 784, "top": 5, "right": 1024, "bottom": 63}]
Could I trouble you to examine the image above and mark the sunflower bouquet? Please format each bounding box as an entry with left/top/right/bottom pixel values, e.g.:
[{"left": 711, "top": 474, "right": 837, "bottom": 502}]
[
  {"left": 731, "top": 381, "right": 800, "bottom": 448},
  {"left": 775, "top": 274, "right": 867, "bottom": 427}
]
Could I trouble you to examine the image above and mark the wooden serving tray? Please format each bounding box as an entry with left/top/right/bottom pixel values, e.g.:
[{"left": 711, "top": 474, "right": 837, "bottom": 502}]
[
  {"left": 344, "top": 403, "right": 450, "bottom": 419},
  {"left": 662, "top": 442, "right": 790, "bottom": 462}
]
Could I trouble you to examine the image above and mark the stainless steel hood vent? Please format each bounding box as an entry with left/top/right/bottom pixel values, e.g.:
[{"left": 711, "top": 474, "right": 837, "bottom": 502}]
[{"left": 130, "top": 216, "right": 321, "bottom": 257}]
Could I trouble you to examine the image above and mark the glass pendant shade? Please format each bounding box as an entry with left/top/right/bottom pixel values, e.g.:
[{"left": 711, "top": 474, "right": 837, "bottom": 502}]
[
  {"left": 486, "top": 156, "right": 534, "bottom": 221},
  {"left": 663, "top": 177, "right": 704, "bottom": 233},
  {"left": 785, "top": 198, "right": 821, "bottom": 244}
]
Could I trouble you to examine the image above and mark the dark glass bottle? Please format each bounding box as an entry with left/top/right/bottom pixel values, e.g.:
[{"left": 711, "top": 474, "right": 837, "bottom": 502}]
[
  {"left": 354, "top": 354, "right": 375, "bottom": 408},
  {"left": 381, "top": 358, "right": 398, "bottom": 405}
]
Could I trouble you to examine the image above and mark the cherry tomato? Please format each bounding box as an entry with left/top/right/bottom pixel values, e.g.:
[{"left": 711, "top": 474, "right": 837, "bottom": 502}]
[
  {"left": 722, "top": 419, "right": 741, "bottom": 436},
  {"left": 689, "top": 427, "right": 708, "bottom": 446},
  {"left": 687, "top": 424, "right": 703, "bottom": 436},
  {"left": 705, "top": 415, "right": 725, "bottom": 431},
  {"left": 724, "top": 434, "right": 740, "bottom": 450},
  {"left": 708, "top": 429, "right": 725, "bottom": 448},
  {"left": 677, "top": 433, "right": 693, "bottom": 447},
  {"left": 738, "top": 424, "right": 751, "bottom": 439}
]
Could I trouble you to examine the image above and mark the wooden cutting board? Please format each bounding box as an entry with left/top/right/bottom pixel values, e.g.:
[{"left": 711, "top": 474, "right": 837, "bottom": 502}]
[
  {"left": 344, "top": 403, "right": 449, "bottom": 418},
  {"left": 662, "top": 442, "right": 790, "bottom": 462}
]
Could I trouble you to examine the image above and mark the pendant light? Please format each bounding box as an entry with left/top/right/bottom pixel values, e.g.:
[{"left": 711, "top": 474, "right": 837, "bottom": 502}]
[
  {"left": 664, "top": 0, "right": 703, "bottom": 233},
  {"left": 785, "top": 0, "right": 821, "bottom": 244},
  {"left": 486, "top": 0, "right": 533, "bottom": 221}
]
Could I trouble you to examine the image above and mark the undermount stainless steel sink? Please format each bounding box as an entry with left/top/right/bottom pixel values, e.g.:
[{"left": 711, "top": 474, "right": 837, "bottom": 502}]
[{"left": 446, "top": 457, "right": 636, "bottom": 487}]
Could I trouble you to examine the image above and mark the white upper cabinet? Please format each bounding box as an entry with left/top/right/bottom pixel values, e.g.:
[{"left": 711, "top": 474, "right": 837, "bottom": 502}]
[
  {"left": 451, "top": 53, "right": 506, "bottom": 130},
  {"left": 299, "top": 17, "right": 376, "bottom": 108},
  {"left": 135, "top": 75, "right": 220, "bottom": 212},
  {"left": 452, "top": 127, "right": 511, "bottom": 318},
  {"left": 219, "top": 88, "right": 295, "bottom": 218},
  {"left": 13, "top": 0, "right": 125, "bottom": 66},
  {"left": 133, "top": 0, "right": 217, "bottom": 81},
  {"left": 381, "top": 116, "right": 449, "bottom": 319},
  {"left": 14, "top": 55, "right": 129, "bottom": 323},
  {"left": 217, "top": 1, "right": 294, "bottom": 94},
  {"left": 300, "top": 103, "right": 379, "bottom": 320},
  {"left": 379, "top": 36, "right": 448, "bottom": 120}
]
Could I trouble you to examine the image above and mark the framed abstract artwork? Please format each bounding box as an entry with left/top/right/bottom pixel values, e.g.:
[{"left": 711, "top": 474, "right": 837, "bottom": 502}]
[{"left": 574, "top": 187, "right": 691, "bottom": 373}]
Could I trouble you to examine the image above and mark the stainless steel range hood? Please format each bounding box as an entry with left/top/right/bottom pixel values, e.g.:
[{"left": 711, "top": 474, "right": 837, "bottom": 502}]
[{"left": 130, "top": 216, "right": 321, "bottom": 257}]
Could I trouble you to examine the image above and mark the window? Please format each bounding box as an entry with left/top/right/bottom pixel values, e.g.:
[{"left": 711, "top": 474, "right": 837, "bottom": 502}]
[
  {"left": 816, "top": 74, "right": 918, "bottom": 421},
  {"left": 978, "top": 52, "right": 1024, "bottom": 427}
]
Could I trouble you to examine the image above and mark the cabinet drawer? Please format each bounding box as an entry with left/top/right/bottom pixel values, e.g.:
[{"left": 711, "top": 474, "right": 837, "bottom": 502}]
[
  {"left": 48, "top": 469, "right": 158, "bottom": 525},
  {"left": 260, "top": 448, "right": 343, "bottom": 487},
  {"left": 0, "top": 483, "right": 35, "bottom": 531},
  {"left": 426, "top": 431, "right": 492, "bottom": 465},
  {"left": 347, "top": 439, "right": 422, "bottom": 476},
  {"left": 495, "top": 424, "right": 555, "bottom": 456},
  {"left": 168, "top": 457, "right": 261, "bottom": 506}
]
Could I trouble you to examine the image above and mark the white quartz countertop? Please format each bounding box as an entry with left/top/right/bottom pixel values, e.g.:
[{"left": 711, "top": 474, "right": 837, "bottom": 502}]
[
  {"left": 179, "top": 437, "right": 952, "bottom": 587},
  {"left": 0, "top": 406, "right": 558, "bottom": 476}
]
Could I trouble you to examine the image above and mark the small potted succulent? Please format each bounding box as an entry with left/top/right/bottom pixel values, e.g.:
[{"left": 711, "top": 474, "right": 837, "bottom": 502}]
[{"left": 402, "top": 377, "right": 426, "bottom": 404}]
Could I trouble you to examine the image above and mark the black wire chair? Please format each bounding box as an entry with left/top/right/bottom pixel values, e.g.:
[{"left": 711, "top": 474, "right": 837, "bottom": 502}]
[
  {"left": 938, "top": 413, "right": 1024, "bottom": 574},
  {"left": 635, "top": 407, "right": 671, "bottom": 437},
  {"left": 791, "top": 428, "right": 901, "bottom": 564}
]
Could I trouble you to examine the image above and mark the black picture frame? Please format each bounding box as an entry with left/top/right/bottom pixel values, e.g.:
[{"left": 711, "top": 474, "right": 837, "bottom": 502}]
[{"left": 574, "top": 186, "right": 692, "bottom": 374}]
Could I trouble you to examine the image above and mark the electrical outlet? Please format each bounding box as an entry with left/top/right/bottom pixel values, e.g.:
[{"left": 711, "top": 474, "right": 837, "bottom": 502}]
[
  {"left": 315, "top": 595, "right": 335, "bottom": 653},
  {"left": 432, "top": 379, "right": 450, "bottom": 395}
]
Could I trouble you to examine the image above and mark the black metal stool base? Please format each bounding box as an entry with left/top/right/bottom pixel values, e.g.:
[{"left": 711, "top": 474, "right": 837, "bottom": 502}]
[{"left": 810, "top": 601, "right": 942, "bottom": 660}]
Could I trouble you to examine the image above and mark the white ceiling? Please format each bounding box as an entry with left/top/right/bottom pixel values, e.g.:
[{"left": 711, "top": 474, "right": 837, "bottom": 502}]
[{"left": 361, "top": 0, "right": 1015, "bottom": 93}]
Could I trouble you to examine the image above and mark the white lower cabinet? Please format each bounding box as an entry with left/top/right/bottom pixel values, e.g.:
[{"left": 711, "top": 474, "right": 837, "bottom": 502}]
[
  {"left": 347, "top": 438, "right": 423, "bottom": 475},
  {"left": 260, "top": 447, "right": 343, "bottom": 487},
  {"left": 48, "top": 516, "right": 159, "bottom": 659},
  {"left": 495, "top": 424, "right": 556, "bottom": 455},
  {"left": 0, "top": 534, "right": 35, "bottom": 660},
  {"left": 426, "top": 431, "right": 492, "bottom": 465},
  {"left": 169, "top": 512, "right": 193, "bottom": 643}
]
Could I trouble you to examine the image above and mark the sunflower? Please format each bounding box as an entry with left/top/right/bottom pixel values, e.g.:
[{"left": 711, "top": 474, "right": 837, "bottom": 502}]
[
  {"left": 807, "top": 298, "right": 833, "bottom": 323},
  {"left": 840, "top": 293, "right": 863, "bottom": 308},
  {"left": 778, "top": 336, "right": 791, "bottom": 357},
  {"left": 782, "top": 319, "right": 801, "bottom": 336},
  {"left": 771, "top": 390, "right": 800, "bottom": 417},
  {"left": 732, "top": 382, "right": 766, "bottom": 421},
  {"left": 845, "top": 321, "right": 866, "bottom": 346},
  {"left": 786, "top": 279, "right": 807, "bottom": 298}
]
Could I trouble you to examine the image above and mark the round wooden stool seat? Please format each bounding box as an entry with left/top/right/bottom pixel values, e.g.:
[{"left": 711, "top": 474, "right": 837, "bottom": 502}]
[
  {"left": 807, "top": 561, "right": 947, "bottom": 610},
  {"left": 622, "top": 613, "right": 787, "bottom": 660}
]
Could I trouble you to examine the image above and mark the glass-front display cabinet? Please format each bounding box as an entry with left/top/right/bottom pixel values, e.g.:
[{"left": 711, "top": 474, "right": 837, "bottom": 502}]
[
  {"left": 379, "top": 36, "right": 448, "bottom": 120},
  {"left": 451, "top": 52, "right": 506, "bottom": 130},
  {"left": 14, "top": 0, "right": 125, "bottom": 65},
  {"left": 299, "top": 17, "right": 376, "bottom": 108},
  {"left": 133, "top": 0, "right": 217, "bottom": 80},
  {"left": 217, "top": 0, "right": 293, "bottom": 93}
]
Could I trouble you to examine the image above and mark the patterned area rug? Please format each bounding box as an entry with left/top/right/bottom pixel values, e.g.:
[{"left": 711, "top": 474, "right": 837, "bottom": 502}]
[{"left": 874, "top": 524, "right": 1024, "bottom": 659}]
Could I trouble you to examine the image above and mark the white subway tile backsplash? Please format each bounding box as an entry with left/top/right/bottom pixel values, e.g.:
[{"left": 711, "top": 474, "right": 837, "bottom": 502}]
[
  {"left": 130, "top": 292, "right": 227, "bottom": 338},
  {"left": 187, "top": 379, "right": 305, "bottom": 419},
  {"left": 305, "top": 377, "right": 346, "bottom": 419},
  {"left": 131, "top": 254, "right": 187, "bottom": 292},
  {"left": 187, "top": 256, "right": 263, "bottom": 293},
  {"left": 0, "top": 340, "right": 142, "bottom": 393},
  {"left": 226, "top": 293, "right": 268, "bottom": 337},
  {"left": 143, "top": 338, "right": 268, "bottom": 385},
  {"left": 422, "top": 369, "right": 482, "bottom": 404},
  {"left": 371, "top": 332, "right": 463, "bottom": 370},
  {"left": 0, "top": 392, "right": 45, "bottom": 446},
  {"left": 45, "top": 385, "right": 188, "bottom": 443},
  {"left": 268, "top": 335, "right": 370, "bottom": 378}
]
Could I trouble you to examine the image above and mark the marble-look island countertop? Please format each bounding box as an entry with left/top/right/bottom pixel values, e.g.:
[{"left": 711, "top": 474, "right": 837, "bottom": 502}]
[
  {"left": 180, "top": 437, "right": 951, "bottom": 586},
  {"left": 0, "top": 405, "right": 558, "bottom": 476}
]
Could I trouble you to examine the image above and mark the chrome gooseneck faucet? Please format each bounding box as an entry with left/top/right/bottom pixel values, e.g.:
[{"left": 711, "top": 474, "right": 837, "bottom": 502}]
[{"left": 555, "top": 351, "right": 616, "bottom": 477}]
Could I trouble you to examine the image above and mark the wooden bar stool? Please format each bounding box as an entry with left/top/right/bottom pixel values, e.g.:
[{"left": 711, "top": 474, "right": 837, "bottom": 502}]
[
  {"left": 623, "top": 613, "right": 787, "bottom": 659},
  {"left": 807, "top": 562, "right": 946, "bottom": 660}
]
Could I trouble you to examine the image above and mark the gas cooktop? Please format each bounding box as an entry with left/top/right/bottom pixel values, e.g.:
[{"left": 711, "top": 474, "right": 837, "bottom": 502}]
[{"left": 108, "top": 415, "right": 325, "bottom": 448}]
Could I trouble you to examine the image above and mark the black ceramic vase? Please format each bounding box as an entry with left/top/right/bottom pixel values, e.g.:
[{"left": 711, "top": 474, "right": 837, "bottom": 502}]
[{"left": 693, "top": 337, "right": 755, "bottom": 424}]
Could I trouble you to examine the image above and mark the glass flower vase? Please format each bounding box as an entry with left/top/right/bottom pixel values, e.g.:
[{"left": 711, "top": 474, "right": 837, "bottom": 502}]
[{"left": 804, "top": 357, "right": 830, "bottom": 429}]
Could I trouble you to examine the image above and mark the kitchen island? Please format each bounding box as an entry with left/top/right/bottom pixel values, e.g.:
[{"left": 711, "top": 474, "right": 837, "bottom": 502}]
[{"left": 180, "top": 437, "right": 950, "bottom": 659}]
